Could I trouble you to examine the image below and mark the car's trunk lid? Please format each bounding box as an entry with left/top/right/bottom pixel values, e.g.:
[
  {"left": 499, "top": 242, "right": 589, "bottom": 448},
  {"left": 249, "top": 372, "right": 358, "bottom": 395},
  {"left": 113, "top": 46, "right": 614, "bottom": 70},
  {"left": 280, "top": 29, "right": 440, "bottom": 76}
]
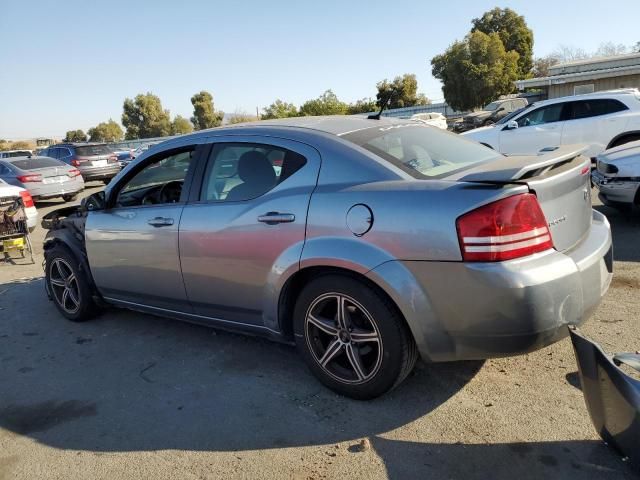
[{"left": 449, "top": 145, "right": 593, "bottom": 252}]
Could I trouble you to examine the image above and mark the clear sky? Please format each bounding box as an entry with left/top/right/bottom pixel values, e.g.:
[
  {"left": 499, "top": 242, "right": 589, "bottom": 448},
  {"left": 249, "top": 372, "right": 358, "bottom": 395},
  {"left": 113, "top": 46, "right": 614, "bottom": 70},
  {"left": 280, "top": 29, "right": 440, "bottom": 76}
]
[{"left": 1, "top": 0, "right": 639, "bottom": 139}]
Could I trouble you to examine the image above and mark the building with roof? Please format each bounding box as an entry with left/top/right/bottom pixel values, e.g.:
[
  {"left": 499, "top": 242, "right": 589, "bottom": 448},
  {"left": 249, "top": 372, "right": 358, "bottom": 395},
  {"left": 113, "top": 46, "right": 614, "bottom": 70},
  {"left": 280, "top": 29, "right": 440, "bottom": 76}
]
[{"left": 516, "top": 52, "right": 640, "bottom": 99}]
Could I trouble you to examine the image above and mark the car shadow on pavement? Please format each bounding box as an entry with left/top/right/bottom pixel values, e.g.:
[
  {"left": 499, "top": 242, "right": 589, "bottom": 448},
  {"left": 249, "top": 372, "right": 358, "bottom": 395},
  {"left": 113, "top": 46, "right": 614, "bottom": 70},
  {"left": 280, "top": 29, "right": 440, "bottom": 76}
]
[
  {"left": 0, "top": 277, "right": 482, "bottom": 454},
  {"left": 594, "top": 204, "right": 640, "bottom": 262},
  {"left": 369, "top": 437, "right": 635, "bottom": 480}
]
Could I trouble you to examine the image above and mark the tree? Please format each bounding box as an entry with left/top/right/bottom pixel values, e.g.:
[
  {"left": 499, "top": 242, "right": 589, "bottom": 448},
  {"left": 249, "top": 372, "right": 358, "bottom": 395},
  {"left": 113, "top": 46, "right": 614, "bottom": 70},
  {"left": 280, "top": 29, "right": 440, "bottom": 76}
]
[
  {"left": 299, "top": 90, "right": 348, "bottom": 116},
  {"left": 228, "top": 110, "right": 258, "bottom": 124},
  {"left": 347, "top": 98, "right": 377, "bottom": 114},
  {"left": 431, "top": 30, "right": 519, "bottom": 111},
  {"left": 471, "top": 7, "right": 533, "bottom": 77},
  {"left": 63, "top": 130, "right": 87, "bottom": 142},
  {"left": 170, "top": 115, "right": 194, "bottom": 135},
  {"left": 121, "top": 93, "right": 171, "bottom": 140},
  {"left": 375, "top": 74, "right": 430, "bottom": 109},
  {"left": 190, "top": 91, "right": 224, "bottom": 130},
  {"left": 634, "top": 41, "right": 640, "bottom": 53},
  {"left": 594, "top": 42, "right": 628, "bottom": 57},
  {"left": 531, "top": 55, "right": 559, "bottom": 77},
  {"left": 87, "top": 120, "right": 123, "bottom": 142},
  {"left": 550, "top": 45, "right": 588, "bottom": 63},
  {"left": 261, "top": 99, "right": 299, "bottom": 119}
]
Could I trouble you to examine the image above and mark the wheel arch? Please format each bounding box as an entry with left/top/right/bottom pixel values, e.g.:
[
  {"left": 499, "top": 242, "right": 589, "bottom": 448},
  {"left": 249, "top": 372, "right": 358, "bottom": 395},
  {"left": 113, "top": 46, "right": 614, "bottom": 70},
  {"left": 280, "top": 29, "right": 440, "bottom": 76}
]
[
  {"left": 43, "top": 231, "right": 99, "bottom": 298},
  {"left": 606, "top": 131, "right": 640, "bottom": 149}
]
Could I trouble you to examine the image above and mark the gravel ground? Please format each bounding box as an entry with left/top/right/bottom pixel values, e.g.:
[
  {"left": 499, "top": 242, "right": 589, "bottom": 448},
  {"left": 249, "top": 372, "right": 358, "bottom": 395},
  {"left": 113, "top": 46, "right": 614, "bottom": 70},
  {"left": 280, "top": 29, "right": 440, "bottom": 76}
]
[{"left": 0, "top": 185, "right": 638, "bottom": 480}]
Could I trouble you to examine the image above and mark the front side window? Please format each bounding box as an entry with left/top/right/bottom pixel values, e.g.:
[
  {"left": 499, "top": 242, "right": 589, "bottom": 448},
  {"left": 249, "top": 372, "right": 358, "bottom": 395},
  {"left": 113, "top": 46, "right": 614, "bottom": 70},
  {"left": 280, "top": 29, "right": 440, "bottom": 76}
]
[
  {"left": 343, "top": 124, "right": 501, "bottom": 178},
  {"left": 484, "top": 101, "right": 500, "bottom": 111},
  {"left": 517, "top": 103, "right": 564, "bottom": 127},
  {"left": 116, "top": 149, "right": 195, "bottom": 207},
  {"left": 201, "top": 143, "right": 306, "bottom": 202}
]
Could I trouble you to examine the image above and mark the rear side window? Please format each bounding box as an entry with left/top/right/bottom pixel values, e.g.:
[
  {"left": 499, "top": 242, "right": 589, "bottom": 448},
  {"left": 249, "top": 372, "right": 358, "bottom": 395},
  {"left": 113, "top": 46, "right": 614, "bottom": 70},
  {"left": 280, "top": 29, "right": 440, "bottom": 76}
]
[
  {"left": 342, "top": 124, "right": 501, "bottom": 178},
  {"left": 10, "top": 158, "right": 64, "bottom": 170},
  {"left": 568, "top": 99, "right": 628, "bottom": 120},
  {"left": 201, "top": 143, "right": 307, "bottom": 202},
  {"left": 517, "top": 103, "right": 564, "bottom": 127},
  {"left": 75, "top": 145, "right": 111, "bottom": 156}
]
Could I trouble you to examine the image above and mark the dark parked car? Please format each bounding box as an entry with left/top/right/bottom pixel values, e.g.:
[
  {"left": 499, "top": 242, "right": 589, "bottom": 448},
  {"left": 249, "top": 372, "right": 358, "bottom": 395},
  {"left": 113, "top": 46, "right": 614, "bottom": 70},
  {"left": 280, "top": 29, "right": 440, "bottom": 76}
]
[
  {"left": 454, "top": 98, "right": 529, "bottom": 132},
  {"left": 39, "top": 143, "right": 121, "bottom": 183}
]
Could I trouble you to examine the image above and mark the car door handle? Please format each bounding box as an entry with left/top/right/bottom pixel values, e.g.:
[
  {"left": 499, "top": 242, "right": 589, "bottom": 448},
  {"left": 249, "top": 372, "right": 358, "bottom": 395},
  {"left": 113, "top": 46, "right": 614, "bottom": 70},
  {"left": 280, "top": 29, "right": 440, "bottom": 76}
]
[
  {"left": 257, "top": 212, "right": 295, "bottom": 224},
  {"left": 147, "top": 217, "right": 174, "bottom": 227}
]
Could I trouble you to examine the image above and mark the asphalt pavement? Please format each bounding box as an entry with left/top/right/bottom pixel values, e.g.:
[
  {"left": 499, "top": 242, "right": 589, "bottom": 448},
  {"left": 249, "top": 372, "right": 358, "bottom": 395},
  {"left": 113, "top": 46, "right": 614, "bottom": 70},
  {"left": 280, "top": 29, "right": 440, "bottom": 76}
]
[{"left": 0, "top": 184, "right": 638, "bottom": 479}]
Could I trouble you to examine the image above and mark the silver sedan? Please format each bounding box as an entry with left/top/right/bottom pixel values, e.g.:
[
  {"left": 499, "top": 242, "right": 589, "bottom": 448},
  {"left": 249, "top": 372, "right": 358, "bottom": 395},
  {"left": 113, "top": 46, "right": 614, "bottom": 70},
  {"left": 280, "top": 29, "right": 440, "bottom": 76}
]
[
  {"left": 42, "top": 116, "right": 612, "bottom": 399},
  {"left": 0, "top": 156, "right": 85, "bottom": 201}
]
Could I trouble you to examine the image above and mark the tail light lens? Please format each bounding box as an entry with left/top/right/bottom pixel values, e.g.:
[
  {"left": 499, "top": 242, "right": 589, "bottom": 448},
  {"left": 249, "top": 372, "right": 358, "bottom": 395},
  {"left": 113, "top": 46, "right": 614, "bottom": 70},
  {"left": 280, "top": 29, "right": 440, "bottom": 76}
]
[
  {"left": 456, "top": 193, "right": 554, "bottom": 262},
  {"left": 71, "top": 158, "right": 81, "bottom": 167},
  {"left": 108, "top": 155, "right": 118, "bottom": 163},
  {"left": 19, "top": 190, "right": 35, "bottom": 208},
  {"left": 17, "top": 174, "right": 42, "bottom": 183},
  {"left": 68, "top": 169, "right": 81, "bottom": 178}
]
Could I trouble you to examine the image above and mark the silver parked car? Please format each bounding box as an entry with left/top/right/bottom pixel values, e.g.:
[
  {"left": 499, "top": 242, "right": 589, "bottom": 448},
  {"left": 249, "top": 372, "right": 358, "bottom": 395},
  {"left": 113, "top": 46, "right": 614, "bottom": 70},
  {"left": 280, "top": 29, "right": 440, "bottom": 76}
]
[
  {"left": 592, "top": 140, "right": 640, "bottom": 210},
  {"left": 42, "top": 116, "right": 613, "bottom": 399},
  {"left": 0, "top": 156, "right": 85, "bottom": 201},
  {"left": 39, "top": 143, "right": 121, "bottom": 183}
]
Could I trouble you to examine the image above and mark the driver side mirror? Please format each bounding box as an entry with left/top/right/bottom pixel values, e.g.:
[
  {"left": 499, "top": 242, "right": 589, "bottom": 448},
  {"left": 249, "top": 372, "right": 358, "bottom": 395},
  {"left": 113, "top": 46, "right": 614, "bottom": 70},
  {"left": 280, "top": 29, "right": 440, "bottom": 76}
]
[
  {"left": 81, "top": 191, "right": 106, "bottom": 212},
  {"left": 505, "top": 120, "right": 519, "bottom": 130}
]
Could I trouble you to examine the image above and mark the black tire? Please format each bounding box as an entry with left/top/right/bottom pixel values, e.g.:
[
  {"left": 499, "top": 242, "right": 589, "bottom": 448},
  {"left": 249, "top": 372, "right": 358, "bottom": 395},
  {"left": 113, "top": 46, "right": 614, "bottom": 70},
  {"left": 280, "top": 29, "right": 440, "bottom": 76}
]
[
  {"left": 611, "top": 135, "right": 640, "bottom": 149},
  {"left": 62, "top": 194, "right": 78, "bottom": 202},
  {"left": 484, "top": 120, "right": 495, "bottom": 126},
  {"left": 102, "top": 179, "right": 111, "bottom": 185},
  {"left": 294, "top": 275, "right": 417, "bottom": 400},
  {"left": 45, "top": 244, "right": 98, "bottom": 322}
]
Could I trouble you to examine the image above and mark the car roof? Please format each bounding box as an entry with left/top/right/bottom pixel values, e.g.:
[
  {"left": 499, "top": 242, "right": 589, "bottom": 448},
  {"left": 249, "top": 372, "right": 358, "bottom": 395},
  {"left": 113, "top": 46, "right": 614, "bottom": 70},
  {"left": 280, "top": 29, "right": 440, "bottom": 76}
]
[
  {"left": 194, "top": 115, "right": 410, "bottom": 138},
  {"left": 529, "top": 88, "right": 640, "bottom": 109}
]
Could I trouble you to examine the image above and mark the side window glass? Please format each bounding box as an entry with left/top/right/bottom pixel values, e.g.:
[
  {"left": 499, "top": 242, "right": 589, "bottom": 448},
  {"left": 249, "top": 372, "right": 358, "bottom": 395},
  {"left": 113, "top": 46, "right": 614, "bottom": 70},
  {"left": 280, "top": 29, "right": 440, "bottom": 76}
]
[
  {"left": 116, "top": 149, "right": 195, "bottom": 207},
  {"left": 517, "top": 104, "right": 563, "bottom": 127},
  {"left": 590, "top": 99, "right": 628, "bottom": 116},
  {"left": 201, "top": 143, "right": 306, "bottom": 202},
  {"left": 59, "top": 148, "right": 71, "bottom": 161},
  {"left": 48, "top": 148, "right": 59, "bottom": 159},
  {"left": 570, "top": 101, "right": 597, "bottom": 120}
]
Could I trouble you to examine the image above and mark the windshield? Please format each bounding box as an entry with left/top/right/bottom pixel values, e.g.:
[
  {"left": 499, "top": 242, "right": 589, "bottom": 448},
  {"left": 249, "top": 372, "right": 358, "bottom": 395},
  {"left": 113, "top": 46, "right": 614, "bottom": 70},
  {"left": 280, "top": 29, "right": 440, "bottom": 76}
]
[
  {"left": 342, "top": 124, "right": 501, "bottom": 178},
  {"left": 496, "top": 106, "right": 531, "bottom": 125},
  {"left": 484, "top": 102, "right": 501, "bottom": 111},
  {"left": 75, "top": 145, "right": 111, "bottom": 156},
  {"left": 9, "top": 158, "right": 64, "bottom": 170}
]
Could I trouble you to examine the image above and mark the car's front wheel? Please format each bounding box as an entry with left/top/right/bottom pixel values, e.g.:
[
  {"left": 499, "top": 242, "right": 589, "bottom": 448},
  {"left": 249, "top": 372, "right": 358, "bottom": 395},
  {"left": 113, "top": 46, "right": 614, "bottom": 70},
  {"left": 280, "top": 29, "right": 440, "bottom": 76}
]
[
  {"left": 62, "top": 194, "right": 77, "bottom": 202},
  {"left": 294, "top": 275, "right": 417, "bottom": 399},
  {"left": 45, "top": 244, "right": 98, "bottom": 322}
]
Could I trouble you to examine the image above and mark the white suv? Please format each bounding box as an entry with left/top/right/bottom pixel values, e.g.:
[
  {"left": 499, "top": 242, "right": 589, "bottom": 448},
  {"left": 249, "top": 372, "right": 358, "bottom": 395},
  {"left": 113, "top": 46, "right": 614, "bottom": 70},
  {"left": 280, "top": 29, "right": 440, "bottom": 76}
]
[{"left": 462, "top": 89, "right": 640, "bottom": 158}]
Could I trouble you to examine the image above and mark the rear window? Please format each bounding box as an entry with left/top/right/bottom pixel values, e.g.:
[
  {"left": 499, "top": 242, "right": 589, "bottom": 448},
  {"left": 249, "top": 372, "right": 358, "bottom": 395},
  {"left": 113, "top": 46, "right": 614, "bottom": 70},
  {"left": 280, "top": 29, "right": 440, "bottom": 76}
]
[
  {"left": 10, "top": 158, "right": 64, "bottom": 170},
  {"left": 3, "top": 151, "right": 31, "bottom": 158},
  {"left": 75, "top": 145, "right": 111, "bottom": 156},
  {"left": 342, "top": 124, "right": 501, "bottom": 178}
]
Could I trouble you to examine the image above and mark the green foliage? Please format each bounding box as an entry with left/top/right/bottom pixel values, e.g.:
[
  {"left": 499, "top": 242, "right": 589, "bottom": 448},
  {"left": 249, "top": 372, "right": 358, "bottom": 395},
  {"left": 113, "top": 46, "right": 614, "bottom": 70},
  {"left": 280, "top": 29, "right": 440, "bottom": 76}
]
[
  {"left": 122, "top": 93, "right": 172, "bottom": 140},
  {"left": 170, "top": 115, "right": 194, "bottom": 135},
  {"left": 471, "top": 7, "right": 533, "bottom": 77},
  {"left": 347, "top": 98, "right": 377, "bottom": 114},
  {"left": 261, "top": 99, "right": 299, "bottom": 119},
  {"left": 190, "top": 91, "right": 224, "bottom": 130},
  {"left": 63, "top": 130, "right": 87, "bottom": 142},
  {"left": 228, "top": 111, "right": 258, "bottom": 124},
  {"left": 375, "top": 74, "right": 430, "bottom": 109},
  {"left": 531, "top": 55, "right": 559, "bottom": 77},
  {"left": 87, "top": 120, "right": 124, "bottom": 142},
  {"left": 299, "top": 90, "right": 348, "bottom": 116},
  {"left": 432, "top": 31, "right": 519, "bottom": 111}
]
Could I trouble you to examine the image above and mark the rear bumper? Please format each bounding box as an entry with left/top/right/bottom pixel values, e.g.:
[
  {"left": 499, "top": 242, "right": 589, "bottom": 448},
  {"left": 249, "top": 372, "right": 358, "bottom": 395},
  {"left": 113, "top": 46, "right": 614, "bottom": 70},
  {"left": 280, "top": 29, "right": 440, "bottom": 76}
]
[
  {"left": 30, "top": 183, "right": 85, "bottom": 200},
  {"left": 592, "top": 171, "right": 639, "bottom": 205},
  {"left": 79, "top": 165, "right": 121, "bottom": 181},
  {"left": 368, "top": 209, "right": 613, "bottom": 362}
]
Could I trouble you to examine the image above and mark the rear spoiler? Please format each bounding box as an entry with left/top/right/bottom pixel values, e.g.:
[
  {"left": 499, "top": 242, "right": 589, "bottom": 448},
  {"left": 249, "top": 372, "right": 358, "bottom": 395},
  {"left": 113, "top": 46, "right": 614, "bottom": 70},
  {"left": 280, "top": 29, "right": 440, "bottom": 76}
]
[{"left": 454, "top": 145, "right": 589, "bottom": 183}]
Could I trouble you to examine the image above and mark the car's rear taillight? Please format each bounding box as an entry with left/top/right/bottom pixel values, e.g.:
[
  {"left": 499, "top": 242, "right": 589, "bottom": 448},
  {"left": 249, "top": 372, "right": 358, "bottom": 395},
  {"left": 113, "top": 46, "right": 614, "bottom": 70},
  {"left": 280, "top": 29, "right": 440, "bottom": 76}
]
[
  {"left": 71, "top": 158, "right": 81, "bottom": 167},
  {"left": 17, "top": 174, "right": 42, "bottom": 183},
  {"left": 19, "top": 190, "right": 35, "bottom": 208},
  {"left": 68, "top": 168, "right": 81, "bottom": 178},
  {"left": 456, "top": 193, "right": 554, "bottom": 262}
]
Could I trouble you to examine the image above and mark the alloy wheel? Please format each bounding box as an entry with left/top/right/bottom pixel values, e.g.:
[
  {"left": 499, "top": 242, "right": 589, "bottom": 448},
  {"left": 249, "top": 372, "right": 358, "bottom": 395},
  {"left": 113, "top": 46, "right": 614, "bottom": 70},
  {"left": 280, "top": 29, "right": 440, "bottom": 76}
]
[
  {"left": 305, "top": 293, "right": 383, "bottom": 384},
  {"left": 49, "top": 258, "right": 81, "bottom": 314}
]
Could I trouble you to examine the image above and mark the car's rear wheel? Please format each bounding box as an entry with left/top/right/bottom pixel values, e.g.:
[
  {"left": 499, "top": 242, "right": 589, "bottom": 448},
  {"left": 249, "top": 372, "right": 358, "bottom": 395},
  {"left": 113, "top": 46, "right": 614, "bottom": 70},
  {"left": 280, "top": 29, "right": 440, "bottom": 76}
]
[
  {"left": 294, "top": 275, "right": 417, "bottom": 400},
  {"left": 62, "top": 194, "right": 77, "bottom": 202},
  {"left": 45, "top": 244, "right": 98, "bottom": 322}
]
